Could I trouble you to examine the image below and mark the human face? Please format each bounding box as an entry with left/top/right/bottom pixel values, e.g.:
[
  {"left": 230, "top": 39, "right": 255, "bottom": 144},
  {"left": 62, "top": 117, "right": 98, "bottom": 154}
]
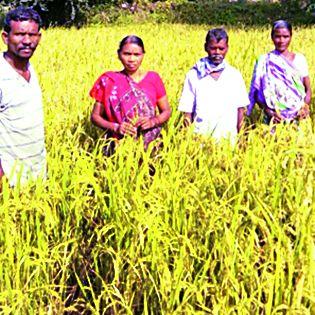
[
  {"left": 205, "top": 39, "right": 228, "bottom": 65},
  {"left": 2, "top": 20, "right": 41, "bottom": 61},
  {"left": 272, "top": 28, "right": 291, "bottom": 53},
  {"left": 118, "top": 43, "right": 144, "bottom": 74}
]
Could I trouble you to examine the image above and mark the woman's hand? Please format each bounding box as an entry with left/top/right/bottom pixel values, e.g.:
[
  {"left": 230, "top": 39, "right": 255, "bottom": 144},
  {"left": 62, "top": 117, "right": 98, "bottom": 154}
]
[
  {"left": 135, "top": 117, "right": 159, "bottom": 130},
  {"left": 118, "top": 122, "right": 137, "bottom": 137},
  {"left": 270, "top": 112, "right": 283, "bottom": 124},
  {"left": 265, "top": 108, "right": 282, "bottom": 123},
  {"left": 297, "top": 103, "right": 310, "bottom": 120}
]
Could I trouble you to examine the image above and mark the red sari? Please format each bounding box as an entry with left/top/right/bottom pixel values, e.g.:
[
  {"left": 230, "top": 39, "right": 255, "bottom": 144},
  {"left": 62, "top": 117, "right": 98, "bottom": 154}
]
[{"left": 90, "top": 71, "right": 166, "bottom": 148}]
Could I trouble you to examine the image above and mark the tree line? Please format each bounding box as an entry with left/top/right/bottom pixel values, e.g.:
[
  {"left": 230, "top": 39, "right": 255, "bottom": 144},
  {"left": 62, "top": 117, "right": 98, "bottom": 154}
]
[{"left": 0, "top": 0, "right": 314, "bottom": 27}]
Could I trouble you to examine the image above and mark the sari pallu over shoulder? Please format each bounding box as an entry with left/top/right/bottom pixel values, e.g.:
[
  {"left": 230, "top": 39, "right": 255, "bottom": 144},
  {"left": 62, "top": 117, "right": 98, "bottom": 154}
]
[
  {"left": 90, "top": 71, "right": 124, "bottom": 127},
  {"left": 90, "top": 71, "right": 161, "bottom": 149},
  {"left": 248, "top": 51, "right": 305, "bottom": 121}
]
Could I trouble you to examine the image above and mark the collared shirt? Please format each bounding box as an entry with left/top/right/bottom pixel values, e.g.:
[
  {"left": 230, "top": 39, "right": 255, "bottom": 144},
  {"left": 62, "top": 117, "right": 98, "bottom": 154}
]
[
  {"left": 0, "top": 53, "right": 46, "bottom": 185},
  {"left": 178, "top": 62, "right": 249, "bottom": 140}
]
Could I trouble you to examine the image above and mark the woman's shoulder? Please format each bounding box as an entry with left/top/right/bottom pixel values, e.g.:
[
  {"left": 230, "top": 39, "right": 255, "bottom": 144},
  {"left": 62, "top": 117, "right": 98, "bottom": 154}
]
[
  {"left": 293, "top": 52, "right": 307, "bottom": 62},
  {"left": 293, "top": 52, "right": 309, "bottom": 76},
  {"left": 251, "top": 53, "right": 269, "bottom": 68},
  {"left": 140, "top": 71, "right": 164, "bottom": 86},
  {"left": 102, "top": 71, "right": 125, "bottom": 80},
  {"left": 294, "top": 52, "right": 306, "bottom": 57},
  {"left": 94, "top": 71, "right": 125, "bottom": 84},
  {"left": 257, "top": 52, "right": 270, "bottom": 61},
  {"left": 144, "top": 71, "right": 163, "bottom": 80}
]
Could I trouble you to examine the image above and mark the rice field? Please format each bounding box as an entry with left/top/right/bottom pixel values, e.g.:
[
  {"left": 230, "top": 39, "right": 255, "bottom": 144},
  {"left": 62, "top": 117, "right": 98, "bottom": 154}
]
[{"left": 0, "top": 23, "right": 314, "bottom": 314}]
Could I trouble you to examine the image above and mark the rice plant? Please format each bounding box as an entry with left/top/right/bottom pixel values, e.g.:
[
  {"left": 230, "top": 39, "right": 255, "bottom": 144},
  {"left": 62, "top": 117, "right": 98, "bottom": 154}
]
[{"left": 0, "top": 24, "right": 314, "bottom": 314}]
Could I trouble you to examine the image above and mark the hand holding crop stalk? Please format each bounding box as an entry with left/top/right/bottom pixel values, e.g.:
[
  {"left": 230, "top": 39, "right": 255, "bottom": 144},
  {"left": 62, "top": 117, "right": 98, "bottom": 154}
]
[
  {"left": 135, "top": 116, "right": 159, "bottom": 130},
  {"left": 135, "top": 98, "right": 170, "bottom": 131},
  {"left": 264, "top": 107, "right": 283, "bottom": 124},
  {"left": 115, "top": 122, "right": 137, "bottom": 137}
]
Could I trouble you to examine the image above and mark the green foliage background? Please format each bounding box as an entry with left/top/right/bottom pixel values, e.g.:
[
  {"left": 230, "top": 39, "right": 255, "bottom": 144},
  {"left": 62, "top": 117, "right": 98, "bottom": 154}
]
[{"left": 0, "top": 0, "right": 314, "bottom": 26}]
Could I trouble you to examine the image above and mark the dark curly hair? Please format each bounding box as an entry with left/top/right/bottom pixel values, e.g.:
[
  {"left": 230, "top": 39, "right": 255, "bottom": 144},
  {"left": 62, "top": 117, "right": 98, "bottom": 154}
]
[
  {"left": 4, "top": 6, "right": 42, "bottom": 33},
  {"left": 205, "top": 28, "right": 229, "bottom": 46}
]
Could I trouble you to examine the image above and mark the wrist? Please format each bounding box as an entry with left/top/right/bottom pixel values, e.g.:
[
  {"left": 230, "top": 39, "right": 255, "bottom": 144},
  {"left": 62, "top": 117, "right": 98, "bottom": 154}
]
[
  {"left": 153, "top": 116, "right": 160, "bottom": 127},
  {"left": 299, "top": 103, "right": 310, "bottom": 118}
]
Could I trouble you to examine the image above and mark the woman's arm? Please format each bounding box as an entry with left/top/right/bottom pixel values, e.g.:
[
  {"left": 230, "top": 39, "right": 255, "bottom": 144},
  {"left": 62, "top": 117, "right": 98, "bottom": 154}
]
[
  {"left": 155, "top": 95, "right": 172, "bottom": 125},
  {"left": 91, "top": 101, "right": 116, "bottom": 131},
  {"left": 91, "top": 101, "right": 137, "bottom": 136},
  {"left": 297, "top": 76, "right": 312, "bottom": 119},
  {"left": 303, "top": 76, "right": 312, "bottom": 105}
]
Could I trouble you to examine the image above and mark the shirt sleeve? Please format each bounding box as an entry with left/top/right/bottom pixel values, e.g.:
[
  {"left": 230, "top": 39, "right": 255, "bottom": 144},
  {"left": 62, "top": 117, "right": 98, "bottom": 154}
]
[
  {"left": 294, "top": 53, "right": 309, "bottom": 78},
  {"left": 178, "top": 70, "right": 196, "bottom": 113}
]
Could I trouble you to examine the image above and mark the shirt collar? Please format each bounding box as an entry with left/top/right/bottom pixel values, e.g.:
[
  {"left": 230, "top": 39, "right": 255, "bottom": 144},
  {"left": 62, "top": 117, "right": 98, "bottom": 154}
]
[
  {"left": 193, "top": 57, "right": 227, "bottom": 79},
  {"left": 0, "top": 52, "right": 32, "bottom": 82}
]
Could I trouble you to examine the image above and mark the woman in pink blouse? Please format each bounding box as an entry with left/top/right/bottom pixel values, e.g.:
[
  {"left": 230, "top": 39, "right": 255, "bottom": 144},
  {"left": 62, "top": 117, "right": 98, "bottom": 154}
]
[{"left": 90, "top": 35, "right": 171, "bottom": 150}]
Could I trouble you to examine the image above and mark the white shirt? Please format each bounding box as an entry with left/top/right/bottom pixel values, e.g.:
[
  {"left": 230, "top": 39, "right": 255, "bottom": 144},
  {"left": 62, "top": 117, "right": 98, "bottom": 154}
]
[
  {"left": 178, "top": 62, "right": 249, "bottom": 140},
  {"left": 0, "top": 53, "right": 46, "bottom": 186}
]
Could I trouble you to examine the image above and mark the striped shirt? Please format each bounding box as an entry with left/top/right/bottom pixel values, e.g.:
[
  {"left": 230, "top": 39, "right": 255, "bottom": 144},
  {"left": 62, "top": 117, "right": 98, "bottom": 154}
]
[{"left": 0, "top": 53, "right": 46, "bottom": 186}]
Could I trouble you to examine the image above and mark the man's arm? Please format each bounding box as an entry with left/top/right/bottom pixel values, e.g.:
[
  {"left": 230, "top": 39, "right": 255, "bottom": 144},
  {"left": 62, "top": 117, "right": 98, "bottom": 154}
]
[
  {"left": 237, "top": 107, "right": 245, "bottom": 133},
  {"left": 183, "top": 113, "right": 193, "bottom": 127}
]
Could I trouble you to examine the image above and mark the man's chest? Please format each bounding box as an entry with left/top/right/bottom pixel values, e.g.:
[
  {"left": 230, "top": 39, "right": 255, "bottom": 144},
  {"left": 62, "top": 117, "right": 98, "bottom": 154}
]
[
  {"left": 195, "top": 75, "right": 237, "bottom": 109},
  {"left": 0, "top": 77, "right": 41, "bottom": 114}
]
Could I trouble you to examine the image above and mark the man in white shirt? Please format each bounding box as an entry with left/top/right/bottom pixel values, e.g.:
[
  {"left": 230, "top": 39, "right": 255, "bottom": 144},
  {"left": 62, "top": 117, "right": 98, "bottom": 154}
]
[
  {"left": 0, "top": 7, "right": 46, "bottom": 186},
  {"left": 178, "top": 28, "right": 249, "bottom": 141}
]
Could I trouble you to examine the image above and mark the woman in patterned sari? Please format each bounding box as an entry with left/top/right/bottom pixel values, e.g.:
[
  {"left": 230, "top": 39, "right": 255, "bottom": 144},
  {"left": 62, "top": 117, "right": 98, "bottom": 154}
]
[
  {"left": 90, "top": 35, "right": 171, "bottom": 151},
  {"left": 247, "top": 20, "right": 311, "bottom": 124}
]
